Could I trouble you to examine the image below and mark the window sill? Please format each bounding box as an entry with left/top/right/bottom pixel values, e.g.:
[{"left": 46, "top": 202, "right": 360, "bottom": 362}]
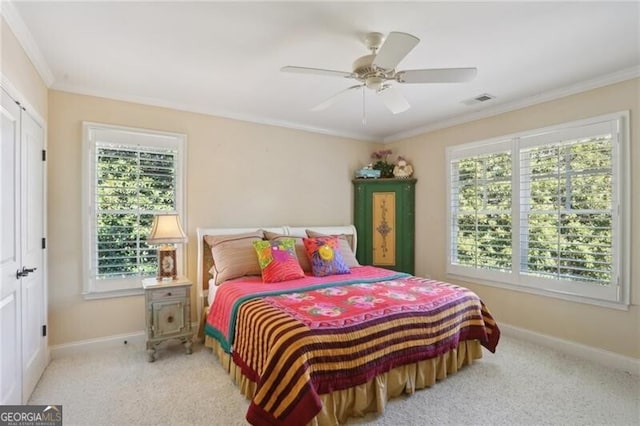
[
  {"left": 445, "top": 272, "right": 630, "bottom": 311},
  {"left": 82, "top": 287, "right": 144, "bottom": 300}
]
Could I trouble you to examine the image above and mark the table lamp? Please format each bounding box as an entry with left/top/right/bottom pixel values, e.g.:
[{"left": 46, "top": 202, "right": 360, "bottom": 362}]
[{"left": 148, "top": 213, "right": 187, "bottom": 280}]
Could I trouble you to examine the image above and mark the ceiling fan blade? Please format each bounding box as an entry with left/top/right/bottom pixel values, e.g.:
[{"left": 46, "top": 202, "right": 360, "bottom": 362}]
[
  {"left": 281, "top": 66, "right": 353, "bottom": 79},
  {"left": 377, "top": 86, "right": 410, "bottom": 114},
  {"left": 373, "top": 32, "right": 420, "bottom": 70},
  {"left": 311, "top": 85, "right": 363, "bottom": 111},
  {"left": 396, "top": 67, "right": 478, "bottom": 83}
]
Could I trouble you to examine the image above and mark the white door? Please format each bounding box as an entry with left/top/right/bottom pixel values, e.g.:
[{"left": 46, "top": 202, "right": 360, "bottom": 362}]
[
  {"left": 20, "top": 111, "right": 46, "bottom": 401},
  {"left": 0, "top": 87, "right": 22, "bottom": 405},
  {"left": 0, "top": 87, "right": 47, "bottom": 404}
]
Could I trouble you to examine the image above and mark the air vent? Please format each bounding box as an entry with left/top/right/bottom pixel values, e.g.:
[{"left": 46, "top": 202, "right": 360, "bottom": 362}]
[{"left": 462, "top": 93, "right": 496, "bottom": 106}]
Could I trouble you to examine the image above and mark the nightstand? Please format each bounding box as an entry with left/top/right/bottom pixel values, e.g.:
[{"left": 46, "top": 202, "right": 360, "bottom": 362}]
[{"left": 142, "top": 277, "right": 193, "bottom": 362}]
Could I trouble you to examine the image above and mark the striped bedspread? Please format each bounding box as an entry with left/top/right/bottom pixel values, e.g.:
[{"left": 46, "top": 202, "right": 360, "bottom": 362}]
[{"left": 205, "top": 266, "right": 500, "bottom": 426}]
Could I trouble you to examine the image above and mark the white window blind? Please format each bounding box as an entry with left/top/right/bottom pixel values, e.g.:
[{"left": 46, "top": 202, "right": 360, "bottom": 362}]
[
  {"left": 446, "top": 113, "right": 628, "bottom": 307},
  {"left": 83, "top": 123, "right": 185, "bottom": 298}
]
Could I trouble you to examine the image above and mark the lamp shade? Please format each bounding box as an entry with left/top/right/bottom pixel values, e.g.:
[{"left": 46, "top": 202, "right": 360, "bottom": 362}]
[{"left": 148, "top": 213, "right": 187, "bottom": 244}]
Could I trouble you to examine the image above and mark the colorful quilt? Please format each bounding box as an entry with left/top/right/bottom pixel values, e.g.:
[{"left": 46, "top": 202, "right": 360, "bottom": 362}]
[{"left": 205, "top": 266, "right": 500, "bottom": 426}]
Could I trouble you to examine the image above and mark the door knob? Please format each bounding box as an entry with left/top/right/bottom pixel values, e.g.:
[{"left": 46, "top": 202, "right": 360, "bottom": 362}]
[{"left": 16, "top": 266, "right": 37, "bottom": 279}]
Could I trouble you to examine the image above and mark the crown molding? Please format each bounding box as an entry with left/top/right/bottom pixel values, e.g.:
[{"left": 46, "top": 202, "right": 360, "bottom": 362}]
[
  {"left": 383, "top": 66, "right": 640, "bottom": 143},
  {"left": 50, "top": 82, "right": 377, "bottom": 142},
  {"left": 1, "top": 0, "right": 55, "bottom": 87},
  {"left": 55, "top": 65, "right": 637, "bottom": 145},
  {"left": 1, "top": 72, "right": 46, "bottom": 125}
]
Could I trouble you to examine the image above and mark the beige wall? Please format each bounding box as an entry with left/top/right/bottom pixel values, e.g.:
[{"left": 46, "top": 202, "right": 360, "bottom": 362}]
[
  {"left": 389, "top": 79, "right": 640, "bottom": 358},
  {"left": 44, "top": 81, "right": 640, "bottom": 358},
  {"left": 9, "top": 13, "right": 636, "bottom": 358},
  {"left": 47, "top": 90, "right": 375, "bottom": 346},
  {"left": 0, "top": 17, "right": 47, "bottom": 119}
]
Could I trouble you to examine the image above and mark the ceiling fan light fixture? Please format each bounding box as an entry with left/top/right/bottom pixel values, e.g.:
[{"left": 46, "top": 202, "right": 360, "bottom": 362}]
[{"left": 365, "top": 76, "right": 384, "bottom": 91}]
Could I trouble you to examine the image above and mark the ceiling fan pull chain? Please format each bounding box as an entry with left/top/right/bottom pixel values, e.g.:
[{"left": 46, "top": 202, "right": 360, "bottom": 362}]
[{"left": 362, "top": 87, "right": 367, "bottom": 125}]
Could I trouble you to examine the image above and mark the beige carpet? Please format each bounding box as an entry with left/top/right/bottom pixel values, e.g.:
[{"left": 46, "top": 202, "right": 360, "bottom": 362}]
[{"left": 29, "top": 336, "right": 639, "bottom": 425}]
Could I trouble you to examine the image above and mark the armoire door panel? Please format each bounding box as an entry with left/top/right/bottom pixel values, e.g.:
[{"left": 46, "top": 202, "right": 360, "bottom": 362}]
[{"left": 372, "top": 192, "right": 396, "bottom": 266}]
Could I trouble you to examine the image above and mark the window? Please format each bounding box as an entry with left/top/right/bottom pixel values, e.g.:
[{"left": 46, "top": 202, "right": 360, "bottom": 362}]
[
  {"left": 83, "top": 123, "right": 186, "bottom": 298},
  {"left": 447, "top": 112, "right": 629, "bottom": 307},
  {"left": 450, "top": 147, "right": 512, "bottom": 275}
]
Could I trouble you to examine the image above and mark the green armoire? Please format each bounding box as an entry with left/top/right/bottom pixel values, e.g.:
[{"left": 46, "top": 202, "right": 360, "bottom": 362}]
[{"left": 353, "top": 178, "right": 416, "bottom": 274}]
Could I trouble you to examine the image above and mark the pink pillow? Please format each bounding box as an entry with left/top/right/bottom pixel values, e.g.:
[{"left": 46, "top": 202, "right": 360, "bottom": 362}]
[{"left": 253, "top": 239, "right": 305, "bottom": 283}]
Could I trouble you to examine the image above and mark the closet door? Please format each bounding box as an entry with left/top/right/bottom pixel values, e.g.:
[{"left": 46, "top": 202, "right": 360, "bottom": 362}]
[
  {"left": 20, "top": 111, "right": 46, "bottom": 401},
  {"left": 0, "top": 87, "right": 47, "bottom": 404},
  {"left": 0, "top": 87, "right": 22, "bottom": 405}
]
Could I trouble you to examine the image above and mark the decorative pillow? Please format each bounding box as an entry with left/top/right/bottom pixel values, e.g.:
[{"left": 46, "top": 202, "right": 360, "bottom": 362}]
[
  {"left": 305, "top": 230, "right": 360, "bottom": 268},
  {"left": 263, "top": 231, "right": 312, "bottom": 273},
  {"left": 204, "top": 231, "right": 264, "bottom": 285},
  {"left": 253, "top": 239, "right": 305, "bottom": 283},
  {"left": 302, "top": 236, "right": 350, "bottom": 277}
]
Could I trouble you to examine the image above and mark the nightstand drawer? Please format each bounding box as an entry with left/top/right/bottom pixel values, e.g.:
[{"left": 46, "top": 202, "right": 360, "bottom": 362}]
[{"left": 149, "top": 287, "right": 187, "bottom": 300}]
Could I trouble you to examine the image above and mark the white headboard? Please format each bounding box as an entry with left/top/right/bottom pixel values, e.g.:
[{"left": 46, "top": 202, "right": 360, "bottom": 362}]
[{"left": 195, "top": 225, "right": 357, "bottom": 322}]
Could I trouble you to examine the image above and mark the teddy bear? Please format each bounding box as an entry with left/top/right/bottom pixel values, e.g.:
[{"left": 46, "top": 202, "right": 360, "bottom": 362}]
[{"left": 393, "top": 158, "right": 413, "bottom": 178}]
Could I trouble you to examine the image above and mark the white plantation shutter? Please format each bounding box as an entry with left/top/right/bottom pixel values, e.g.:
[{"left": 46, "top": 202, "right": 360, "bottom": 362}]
[
  {"left": 450, "top": 150, "right": 512, "bottom": 273},
  {"left": 94, "top": 143, "right": 177, "bottom": 278},
  {"left": 447, "top": 113, "right": 628, "bottom": 306},
  {"left": 520, "top": 134, "right": 614, "bottom": 283},
  {"left": 517, "top": 121, "right": 620, "bottom": 301},
  {"left": 83, "top": 123, "right": 185, "bottom": 297}
]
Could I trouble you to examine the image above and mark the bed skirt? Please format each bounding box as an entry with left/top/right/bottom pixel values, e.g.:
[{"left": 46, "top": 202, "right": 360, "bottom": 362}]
[{"left": 204, "top": 335, "right": 483, "bottom": 425}]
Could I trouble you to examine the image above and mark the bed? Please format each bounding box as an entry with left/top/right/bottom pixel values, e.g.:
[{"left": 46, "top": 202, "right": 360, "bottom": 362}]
[{"left": 197, "top": 225, "right": 500, "bottom": 426}]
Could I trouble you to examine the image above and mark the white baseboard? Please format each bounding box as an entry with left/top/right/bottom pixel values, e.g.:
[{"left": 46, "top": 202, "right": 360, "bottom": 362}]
[
  {"left": 49, "top": 321, "right": 201, "bottom": 359},
  {"left": 49, "top": 322, "right": 639, "bottom": 376},
  {"left": 50, "top": 331, "right": 147, "bottom": 359},
  {"left": 500, "top": 323, "right": 640, "bottom": 376}
]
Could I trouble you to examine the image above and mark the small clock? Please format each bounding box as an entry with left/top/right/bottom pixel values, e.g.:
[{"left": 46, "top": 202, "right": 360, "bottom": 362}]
[{"left": 157, "top": 248, "right": 177, "bottom": 280}]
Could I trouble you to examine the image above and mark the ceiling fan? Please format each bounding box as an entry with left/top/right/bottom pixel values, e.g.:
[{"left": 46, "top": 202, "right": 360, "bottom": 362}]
[{"left": 281, "top": 31, "right": 477, "bottom": 114}]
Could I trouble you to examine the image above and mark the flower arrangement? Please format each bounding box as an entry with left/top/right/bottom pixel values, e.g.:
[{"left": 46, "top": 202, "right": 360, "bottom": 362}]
[{"left": 371, "top": 149, "right": 394, "bottom": 178}]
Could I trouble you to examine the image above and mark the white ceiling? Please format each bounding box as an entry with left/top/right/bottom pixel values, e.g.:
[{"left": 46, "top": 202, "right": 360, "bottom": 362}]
[{"left": 6, "top": 1, "right": 640, "bottom": 141}]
